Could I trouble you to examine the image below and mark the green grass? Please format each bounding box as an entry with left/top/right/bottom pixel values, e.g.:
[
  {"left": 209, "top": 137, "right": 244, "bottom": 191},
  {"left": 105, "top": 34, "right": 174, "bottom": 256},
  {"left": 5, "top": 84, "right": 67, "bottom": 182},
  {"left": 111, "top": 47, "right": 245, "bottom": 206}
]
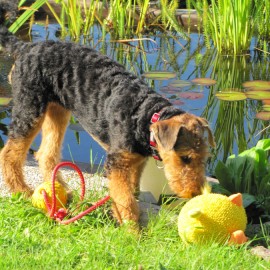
[{"left": 1, "top": 194, "right": 270, "bottom": 269}]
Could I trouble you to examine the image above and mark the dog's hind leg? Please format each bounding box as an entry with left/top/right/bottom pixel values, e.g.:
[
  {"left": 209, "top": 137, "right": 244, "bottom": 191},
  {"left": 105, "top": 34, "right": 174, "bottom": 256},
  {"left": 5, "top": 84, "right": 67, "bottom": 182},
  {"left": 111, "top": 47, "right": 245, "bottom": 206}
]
[
  {"left": 0, "top": 116, "right": 45, "bottom": 195},
  {"left": 35, "top": 102, "right": 71, "bottom": 187}
]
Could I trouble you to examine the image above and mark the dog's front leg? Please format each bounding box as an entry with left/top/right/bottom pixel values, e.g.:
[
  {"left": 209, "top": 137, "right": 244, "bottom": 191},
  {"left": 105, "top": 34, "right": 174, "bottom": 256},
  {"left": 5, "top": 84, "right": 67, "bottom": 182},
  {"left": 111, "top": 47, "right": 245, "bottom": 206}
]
[{"left": 106, "top": 151, "right": 146, "bottom": 226}]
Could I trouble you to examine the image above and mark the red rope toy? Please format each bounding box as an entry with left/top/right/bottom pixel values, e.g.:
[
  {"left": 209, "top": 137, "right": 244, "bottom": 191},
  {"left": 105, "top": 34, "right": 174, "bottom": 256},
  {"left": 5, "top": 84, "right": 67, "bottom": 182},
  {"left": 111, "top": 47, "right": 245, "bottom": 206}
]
[{"left": 41, "top": 161, "right": 110, "bottom": 224}]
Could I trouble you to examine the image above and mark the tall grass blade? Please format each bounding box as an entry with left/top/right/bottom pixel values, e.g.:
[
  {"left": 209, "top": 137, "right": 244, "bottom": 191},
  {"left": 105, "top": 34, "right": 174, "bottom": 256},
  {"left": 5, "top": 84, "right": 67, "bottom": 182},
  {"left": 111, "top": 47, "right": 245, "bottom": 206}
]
[
  {"left": 191, "top": 0, "right": 259, "bottom": 54},
  {"left": 9, "top": 0, "right": 47, "bottom": 33}
]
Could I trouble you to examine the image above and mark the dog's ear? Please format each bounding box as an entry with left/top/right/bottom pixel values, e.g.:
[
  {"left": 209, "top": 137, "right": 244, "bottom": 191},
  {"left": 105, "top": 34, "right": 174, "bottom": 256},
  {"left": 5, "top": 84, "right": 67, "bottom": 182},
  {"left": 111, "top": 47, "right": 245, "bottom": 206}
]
[
  {"left": 197, "top": 117, "right": 216, "bottom": 148},
  {"left": 150, "top": 121, "right": 182, "bottom": 151}
]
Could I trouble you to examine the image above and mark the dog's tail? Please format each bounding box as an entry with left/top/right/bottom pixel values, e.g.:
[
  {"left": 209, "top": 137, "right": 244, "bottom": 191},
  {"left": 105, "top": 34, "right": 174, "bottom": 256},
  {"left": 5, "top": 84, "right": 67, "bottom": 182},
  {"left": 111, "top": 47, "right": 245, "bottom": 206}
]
[{"left": 0, "top": 1, "right": 24, "bottom": 54}]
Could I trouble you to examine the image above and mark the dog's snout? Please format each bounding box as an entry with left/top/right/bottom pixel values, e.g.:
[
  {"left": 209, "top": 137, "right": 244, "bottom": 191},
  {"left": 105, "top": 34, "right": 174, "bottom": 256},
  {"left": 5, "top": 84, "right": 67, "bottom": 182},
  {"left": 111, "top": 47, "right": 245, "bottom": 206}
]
[
  {"left": 191, "top": 190, "right": 201, "bottom": 198},
  {"left": 180, "top": 155, "right": 192, "bottom": 164}
]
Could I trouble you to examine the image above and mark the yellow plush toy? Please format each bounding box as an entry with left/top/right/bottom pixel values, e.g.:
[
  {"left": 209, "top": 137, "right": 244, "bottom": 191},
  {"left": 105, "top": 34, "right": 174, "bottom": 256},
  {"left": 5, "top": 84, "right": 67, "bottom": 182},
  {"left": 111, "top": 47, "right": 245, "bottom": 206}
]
[
  {"left": 32, "top": 181, "right": 68, "bottom": 212},
  {"left": 178, "top": 192, "right": 248, "bottom": 245}
]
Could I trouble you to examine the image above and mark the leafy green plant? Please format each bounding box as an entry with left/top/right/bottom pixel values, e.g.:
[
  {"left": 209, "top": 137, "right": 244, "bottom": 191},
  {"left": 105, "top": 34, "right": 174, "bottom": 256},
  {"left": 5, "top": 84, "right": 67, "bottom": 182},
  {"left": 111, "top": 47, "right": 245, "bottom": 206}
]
[
  {"left": 215, "top": 139, "right": 270, "bottom": 195},
  {"left": 214, "top": 139, "right": 270, "bottom": 214}
]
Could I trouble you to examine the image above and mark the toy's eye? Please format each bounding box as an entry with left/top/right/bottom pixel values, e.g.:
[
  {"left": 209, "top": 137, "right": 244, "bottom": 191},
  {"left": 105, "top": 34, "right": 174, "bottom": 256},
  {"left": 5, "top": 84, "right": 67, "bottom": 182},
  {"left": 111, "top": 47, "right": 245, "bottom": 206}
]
[{"left": 181, "top": 156, "right": 192, "bottom": 164}]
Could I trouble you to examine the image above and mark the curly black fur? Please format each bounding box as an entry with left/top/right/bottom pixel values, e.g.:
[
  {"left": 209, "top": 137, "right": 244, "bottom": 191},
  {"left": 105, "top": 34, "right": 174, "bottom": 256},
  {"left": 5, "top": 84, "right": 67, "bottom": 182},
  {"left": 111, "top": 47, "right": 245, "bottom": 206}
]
[
  {"left": 0, "top": 4, "right": 184, "bottom": 158},
  {"left": 0, "top": 0, "right": 18, "bottom": 25}
]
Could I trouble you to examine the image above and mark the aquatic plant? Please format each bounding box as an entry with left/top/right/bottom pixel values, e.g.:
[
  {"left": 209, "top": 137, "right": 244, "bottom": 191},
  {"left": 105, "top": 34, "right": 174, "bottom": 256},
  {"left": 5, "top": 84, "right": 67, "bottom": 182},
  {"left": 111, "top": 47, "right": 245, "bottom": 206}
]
[
  {"left": 105, "top": 0, "right": 143, "bottom": 38},
  {"left": 46, "top": 0, "right": 103, "bottom": 40},
  {"left": 198, "top": 50, "right": 270, "bottom": 171},
  {"left": 159, "top": 0, "right": 187, "bottom": 38},
  {"left": 101, "top": 0, "right": 187, "bottom": 39},
  {"left": 9, "top": 0, "right": 47, "bottom": 34},
  {"left": 254, "top": 0, "right": 270, "bottom": 50},
  {"left": 190, "top": 0, "right": 257, "bottom": 55},
  {"left": 10, "top": 0, "right": 187, "bottom": 40},
  {"left": 90, "top": 0, "right": 188, "bottom": 39}
]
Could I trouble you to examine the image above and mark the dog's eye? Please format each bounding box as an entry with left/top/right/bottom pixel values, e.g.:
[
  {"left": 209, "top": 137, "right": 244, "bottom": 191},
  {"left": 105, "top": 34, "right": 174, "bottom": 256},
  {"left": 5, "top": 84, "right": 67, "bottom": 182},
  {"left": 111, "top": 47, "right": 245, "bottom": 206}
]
[{"left": 181, "top": 156, "right": 192, "bottom": 164}]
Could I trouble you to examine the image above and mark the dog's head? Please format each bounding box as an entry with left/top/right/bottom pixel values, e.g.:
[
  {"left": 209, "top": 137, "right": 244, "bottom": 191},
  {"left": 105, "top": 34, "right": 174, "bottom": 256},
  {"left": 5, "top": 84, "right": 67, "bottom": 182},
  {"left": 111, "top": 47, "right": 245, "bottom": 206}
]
[{"left": 150, "top": 113, "right": 215, "bottom": 198}]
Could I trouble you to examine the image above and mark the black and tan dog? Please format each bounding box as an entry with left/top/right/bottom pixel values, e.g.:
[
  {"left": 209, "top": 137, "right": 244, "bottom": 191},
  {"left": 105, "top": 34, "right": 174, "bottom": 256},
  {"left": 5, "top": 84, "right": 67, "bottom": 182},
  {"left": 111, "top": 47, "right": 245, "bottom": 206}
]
[{"left": 0, "top": 3, "right": 215, "bottom": 225}]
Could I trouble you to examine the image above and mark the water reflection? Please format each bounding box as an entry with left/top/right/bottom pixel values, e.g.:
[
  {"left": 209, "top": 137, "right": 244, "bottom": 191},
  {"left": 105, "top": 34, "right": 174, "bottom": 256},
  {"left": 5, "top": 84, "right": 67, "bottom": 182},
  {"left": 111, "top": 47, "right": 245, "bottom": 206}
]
[
  {"left": 0, "top": 24, "right": 269, "bottom": 173},
  {"left": 200, "top": 53, "right": 270, "bottom": 171}
]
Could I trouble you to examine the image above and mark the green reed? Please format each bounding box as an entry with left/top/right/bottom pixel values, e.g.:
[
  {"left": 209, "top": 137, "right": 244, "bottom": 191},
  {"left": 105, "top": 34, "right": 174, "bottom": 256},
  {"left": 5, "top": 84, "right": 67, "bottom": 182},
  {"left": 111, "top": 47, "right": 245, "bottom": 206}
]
[
  {"left": 135, "top": 0, "right": 149, "bottom": 35},
  {"left": 106, "top": 0, "right": 185, "bottom": 39},
  {"left": 9, "top": 0, "right": 47, "bottom": 33},
  {"left": 254, "top": 0, "right": 270, "bottom": 49},
  {"left": 106, "top": 0, "right": 137, "bottom": 38},
  {"left": 160, "top": 0, "right": 186, "bottom": 39},
  {"left": 190, "top": 0, "right": 257, "bottom": 55},
  {"left": 46, "top": 0, "right": 102, "bottom": 40},
  {"left": 9, "top": 1, "right": 187, "bottom": 41}
]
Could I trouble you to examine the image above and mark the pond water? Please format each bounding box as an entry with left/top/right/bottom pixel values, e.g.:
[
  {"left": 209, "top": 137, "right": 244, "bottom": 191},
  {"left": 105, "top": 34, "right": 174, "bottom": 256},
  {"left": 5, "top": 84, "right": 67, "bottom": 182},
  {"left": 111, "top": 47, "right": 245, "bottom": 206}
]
[{"left": 0, "top": 23, "right": 269, "bottom": 175}]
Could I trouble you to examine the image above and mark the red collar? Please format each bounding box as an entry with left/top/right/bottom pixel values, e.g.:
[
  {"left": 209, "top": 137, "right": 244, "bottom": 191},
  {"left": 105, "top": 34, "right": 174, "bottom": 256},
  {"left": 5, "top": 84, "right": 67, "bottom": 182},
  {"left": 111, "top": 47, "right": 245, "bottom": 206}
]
[{"left": 150, "top": 112, "right": 162, "bottom": 161}]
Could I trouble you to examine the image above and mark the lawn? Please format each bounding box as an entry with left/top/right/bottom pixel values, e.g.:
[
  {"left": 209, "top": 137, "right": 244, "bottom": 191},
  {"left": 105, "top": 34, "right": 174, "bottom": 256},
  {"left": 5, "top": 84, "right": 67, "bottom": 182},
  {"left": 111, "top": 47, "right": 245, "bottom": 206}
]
[{"left": 0, "top": 194, "right": 269, "bottom": 270}]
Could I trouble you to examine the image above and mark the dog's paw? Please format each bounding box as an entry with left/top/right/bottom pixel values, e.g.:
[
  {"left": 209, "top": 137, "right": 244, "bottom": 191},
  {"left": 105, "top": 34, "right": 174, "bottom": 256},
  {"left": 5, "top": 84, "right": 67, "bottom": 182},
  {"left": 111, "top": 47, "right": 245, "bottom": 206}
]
[
  {"left": 12, "top": 188, "right": 33, "bottom": 199},
  {"left": 121, "top": 219, "right": 140, "bottom": 235}
]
